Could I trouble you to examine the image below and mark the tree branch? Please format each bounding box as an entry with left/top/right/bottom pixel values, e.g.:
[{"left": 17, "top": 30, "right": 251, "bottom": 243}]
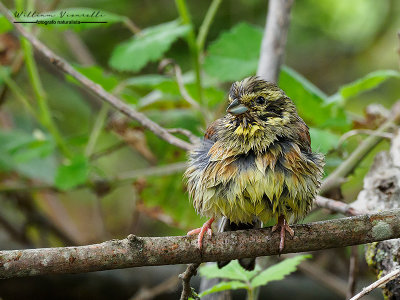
[
  {"left": 315, "top": 196, "right": 363, "bottom": 216},
  {"left": 179, "top": 263, "right": 200, "bottom": 300},
  {"left": 0, "top": 2, "right": 192, "bottom": 151},
  {"left": 257, "top": 0, "right": 295, "bottom": 82},
  {"left": 1, "top": 209, "right": 400, "bottom": 279}
]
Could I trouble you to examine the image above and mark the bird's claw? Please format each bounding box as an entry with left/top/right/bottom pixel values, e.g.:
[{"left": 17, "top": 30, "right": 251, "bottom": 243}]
[
  {"left": 187, "top": 217, "right": 215, "bottom": 250},
  {"left": 271, "top": 216, "right": 294, "bottom": 253}
]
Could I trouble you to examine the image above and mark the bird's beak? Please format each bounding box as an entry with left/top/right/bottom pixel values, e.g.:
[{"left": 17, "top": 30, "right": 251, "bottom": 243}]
[{"left": 226, "top": 99, "right": 248, "bottom": 115}]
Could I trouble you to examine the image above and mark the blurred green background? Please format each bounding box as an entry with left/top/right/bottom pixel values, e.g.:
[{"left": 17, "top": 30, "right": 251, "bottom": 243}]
[{"left": 0, "top": 0, "right": 399, "bottom": 299}]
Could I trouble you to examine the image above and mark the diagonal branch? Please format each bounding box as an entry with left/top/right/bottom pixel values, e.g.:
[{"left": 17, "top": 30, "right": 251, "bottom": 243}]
[
  {"left": 0, "top": 2, "right": 192, "bottom": 151},
  {"left": 1, "top": 209, "right": 400, "bottom": 279},
  {"left": 315, "top": 196, "right": 363, "bottom": 216},
  {"left": 320, "top": 102, "right": 400, "bottom": 194},
  {"left": 350, "top": 269, "right": 400, "bottom": 300}
]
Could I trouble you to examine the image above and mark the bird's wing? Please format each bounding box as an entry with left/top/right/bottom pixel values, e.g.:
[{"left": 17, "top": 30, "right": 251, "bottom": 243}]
[
  {"left": 295, "top": 118, "right": 312, "bottom": 152},
  {"left": 204, "top": 120, "right": 220, "bottom": 142}
]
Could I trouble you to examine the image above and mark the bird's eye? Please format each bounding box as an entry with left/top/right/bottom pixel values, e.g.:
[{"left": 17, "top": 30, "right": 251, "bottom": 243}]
[{"left": 256, "top": 96, "right": 265, "bottom": 104}]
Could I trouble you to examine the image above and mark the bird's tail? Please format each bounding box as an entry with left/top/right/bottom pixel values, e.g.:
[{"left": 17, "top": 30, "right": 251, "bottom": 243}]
[{"left": 217, "top": 217, "right": 261, "bottom": 271}]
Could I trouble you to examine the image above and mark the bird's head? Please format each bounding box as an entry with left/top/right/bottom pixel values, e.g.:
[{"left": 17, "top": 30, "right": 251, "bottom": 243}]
[{"left": 226, "top": 76, "right": 297, "bottom": 129}]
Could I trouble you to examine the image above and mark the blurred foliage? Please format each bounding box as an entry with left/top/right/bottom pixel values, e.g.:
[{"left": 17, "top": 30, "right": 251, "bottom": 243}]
[
  {"left": 0, "top": 0, "right": 399, "bottom": 236},
  {"left": 0, "top": 0, "right": 399, "bottom": 297}
]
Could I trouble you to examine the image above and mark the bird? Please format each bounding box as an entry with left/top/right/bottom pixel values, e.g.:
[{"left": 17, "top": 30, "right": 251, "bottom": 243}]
[{"left": 184, "top": 76, "right": 324, "bottom": 270}]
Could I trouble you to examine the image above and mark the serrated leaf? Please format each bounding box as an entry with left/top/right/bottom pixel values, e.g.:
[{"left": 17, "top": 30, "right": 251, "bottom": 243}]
[
  {"left": 14, "top": 8, "right": 126, "bottom": 31},
  {"left": 338, "top": 69, "right": 400, "bottom": 100},
  {"left": 67, "top": 65, "right": 119, "bottom": 92},
  {"left": 310, "top": 128, "right": 340, "bottom": 154},
  {"left": 204, "top": 23, "right": 262, "bottom": 81},
  {"left": 109, "top": 20, "right": 190, "bottom": 72},
  {"left": 198, "top": 281, "right": 248, "bottom": 298},
  {"left": 55, "top": 155, "right": 89, "bottom": 190},
  {"left": 250, "top": 255, "right": 311, "bottom": 288},
  {"left": 199, "top": 261, "right": 260, "bottom": 281}
]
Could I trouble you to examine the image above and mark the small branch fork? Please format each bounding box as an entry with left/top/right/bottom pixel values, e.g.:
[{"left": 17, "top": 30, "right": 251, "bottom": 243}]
[
  {"left": 179, "top": 263, "right": 200, "bottom": 300},
  {"left": 1, "top": 209, "right": 400, "bottom": 279},
  {"left": 0, "top": 2, "right": 192, "bottom": 151}
]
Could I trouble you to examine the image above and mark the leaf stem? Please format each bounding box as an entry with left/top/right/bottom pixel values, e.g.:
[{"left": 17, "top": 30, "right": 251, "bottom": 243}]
[
  {"left": 196, "top": 0, "right": 222, "bottom": 53},
  {"left": 246, "top": 287, "right": 255, "bottom": 300},
  {"left": 85, "top": 103, "right": 109, "bottom": 157},
  {"left": 21, "top": 38, "right": 72, "bottom": 158},
  {"left": 0, "top": 68, "right": 38, "bottom": 118},
  {"left": 16, "top": 0, "right": 72, "bottom": 158},
  {"left": 175, "top": 0, "right": 203, "bottom": 105}
]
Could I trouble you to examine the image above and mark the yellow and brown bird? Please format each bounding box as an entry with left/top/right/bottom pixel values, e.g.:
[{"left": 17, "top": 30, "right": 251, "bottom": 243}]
[{"left": 185, "top": 76, "right": 324, "bottom": 270}]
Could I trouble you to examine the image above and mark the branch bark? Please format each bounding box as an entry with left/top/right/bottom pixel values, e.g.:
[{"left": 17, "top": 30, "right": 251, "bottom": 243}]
[
  {"left": 315, "top": 196, "right": 363, "bottom": 216},
  {"left": 257, "top": 0, "right": 295, "bottom": 82},
  {"left": 0, "top": 2, "right": 192, "bottom": 151},
  {"left": 1, "top": 209, "right": 400, "bottom": 279}
]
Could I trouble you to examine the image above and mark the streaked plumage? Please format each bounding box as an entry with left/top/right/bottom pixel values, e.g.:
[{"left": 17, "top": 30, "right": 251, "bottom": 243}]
[{"left": 185, "top": 77, "right": 324, "bottom": 269}]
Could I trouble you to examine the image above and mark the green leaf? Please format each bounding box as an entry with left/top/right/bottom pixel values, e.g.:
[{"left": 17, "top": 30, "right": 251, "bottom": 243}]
[
  {"left": 14, "top": 8, "right": 126, "bottom": 31},
  {"left": 124, "top": 74, "right": 171, "bottom": 87},
  {"left": 279, "top": 66, "right": 328, "bottom": 126},
  {"left": 338, "top": 70, "right": 400, "bottom": 100},
  {"left": 0, "top": 130, "right": 57, "bottom": 183},
  {"left": 279, "top": 66, "right": 350, "bottom": 131},
  {"left": 199, "top": 260, "right": 260, "bottom": 282},
  {"left": 55, "top": 155, "right": 89, "bottom": 190},
  {"left": 198, "top": 281, "right": 248, "bottom": 298},
  {"left": 204, "top": 23, "right": 262, "bottom": 81},
  {"left": 309, "top": 128, "right": 340, "bottom": 154},
  {"left": 250, "top": 255, "right": 311, "bottom": 288},
  {"left": 67, "top": 65, "right": 119, "bottom": 92},
  {"left": 109, "top": 20, "right": 190, "bottom": 72},
  {"left": 0, "top": 15, "right": 12, "bottom": 34}
]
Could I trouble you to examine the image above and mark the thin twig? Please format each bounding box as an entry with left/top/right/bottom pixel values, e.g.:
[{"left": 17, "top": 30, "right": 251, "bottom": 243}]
[
  {"left": 180, "top": 263, "right": 200, "bottom": 300},
  {"left": 1, "top": 209, "right": 400, "bottom": 279},
  {"left": 0, "top": 51, "right": 24, "bottom": 106},
  {"left": 159, "top": 59, "right": 200, "bottom": 109},
  {"left": 0, "top": 211, "right": 32, "bottom": 246},
  {"left": 167, "top": 128, "right": 200, "bottom": 144},
  {"left": 175, "top": 0, "right": 203, "bottom": 104},
  {"left": 131, "top": 273, "right": 180, "bottom": 300},
  {"left": 257, "top": 0, "right": 295, "bottom": 82},
  {"left": 315, "top": 196, "right": 363, "bottom": 216},
  {"left": 114, "top": 162, "right": 187, "bottom": 183},
  {"left": 123, "top": 18, "right": 141, "bottom": 35},
  {"left": 346, "top": 246, "right": 359, "bottom": 299},
  {"left": 294, "top": 258, "right": 348, "bottom": 297},
  {"left": 338, "top": 129, "right": 394, "bottom": 147},
  {"left": 320, "top": 104, "right": 400, "bottom": 194},
  {"left": 196, "top": 0, "right": 223, "bottom": 52},
  {"left": 90, "top": 142, "right": 127, "bottom": 161},
  {"left": 350, "top": 269, "right": 400, "bottom": 300},
  {"left": 63, "top": 30, "right": 96, "bottom": 66},
  {"left": 0, "top": 2, "right": 192, "bottom": 151}
]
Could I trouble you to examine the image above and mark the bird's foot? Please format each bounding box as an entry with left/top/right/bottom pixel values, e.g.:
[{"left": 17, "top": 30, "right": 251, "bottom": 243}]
[
  {"left": 187, "top": 217, "right": 215, "bottom": 250},
  {"left": 271, "top": 215, "right": 294, "bottom": 253}
]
